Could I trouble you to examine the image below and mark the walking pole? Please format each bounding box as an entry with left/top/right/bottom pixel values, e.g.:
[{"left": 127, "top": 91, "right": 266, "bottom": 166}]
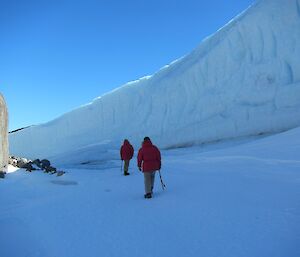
[{"left": 158, "top": 169, "right": 166, "bottom": 190}]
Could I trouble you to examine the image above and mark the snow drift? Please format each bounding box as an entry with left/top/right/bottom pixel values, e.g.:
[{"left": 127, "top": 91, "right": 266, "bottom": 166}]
[{"left": 9, "top": 0, "right": 300, "bottom": 163}]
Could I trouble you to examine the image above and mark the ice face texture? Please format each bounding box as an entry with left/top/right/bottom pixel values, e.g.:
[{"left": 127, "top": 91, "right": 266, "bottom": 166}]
[{"left": 9, "top": 0, "right": 300, "bottom": 163}]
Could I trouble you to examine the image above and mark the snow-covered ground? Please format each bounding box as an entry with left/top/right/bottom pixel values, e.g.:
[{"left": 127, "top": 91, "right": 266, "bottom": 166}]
[{"left": 1, "top": 128, "right": 299, "bottom": 257}]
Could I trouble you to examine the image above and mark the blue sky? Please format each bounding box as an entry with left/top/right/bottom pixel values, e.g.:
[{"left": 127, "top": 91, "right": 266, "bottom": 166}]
[{"left": 1, "top": 0, "right": 254, "bottom": 131}]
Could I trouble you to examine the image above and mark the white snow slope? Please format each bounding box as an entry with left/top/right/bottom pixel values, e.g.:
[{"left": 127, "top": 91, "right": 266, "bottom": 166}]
[
  {"left": 9, "top": 0, "right": 300, "bottom": 164},
  {"left": 1, "top": 126, "right": 300, "bottom": 257}
]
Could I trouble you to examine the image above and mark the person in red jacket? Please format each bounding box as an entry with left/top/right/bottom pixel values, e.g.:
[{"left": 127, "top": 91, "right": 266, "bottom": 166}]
[
  {"left": 137, "top": 137, "right": 161, "bottom": 199},
  {"left": 120, "top": 139, "right": 134, "bottom": 176}
]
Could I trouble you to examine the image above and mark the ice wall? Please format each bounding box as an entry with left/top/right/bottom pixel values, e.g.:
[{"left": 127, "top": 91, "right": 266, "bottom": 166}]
[
  {"left": 0, "top": 94, "right": 8, "bottom": 171},
  {"left": 9, "top": 0, "right": 300, "bottom": 161}
]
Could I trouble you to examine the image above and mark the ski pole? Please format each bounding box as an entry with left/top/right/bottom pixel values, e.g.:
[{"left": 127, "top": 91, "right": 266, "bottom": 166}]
[
  {"left": 158, "top": 169, "right": 166, "bottom": 190},
  {"left": 121, "top": 160, "right": 123, "bottom": 175}
]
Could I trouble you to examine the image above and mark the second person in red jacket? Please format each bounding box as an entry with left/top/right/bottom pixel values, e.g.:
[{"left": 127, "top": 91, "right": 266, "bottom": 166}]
[
  {"left": 137, "top": 137, "right": 161, "bottom": 199},
  {"left": 120, "top": 139, "right": 134, "bottom": 176}
]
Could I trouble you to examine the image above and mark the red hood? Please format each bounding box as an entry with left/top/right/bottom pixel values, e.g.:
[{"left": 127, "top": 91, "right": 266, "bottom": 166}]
[
  {"left": 123, "top": 140, "right": 130, "bottom": 146},
  {"left": 143, "top": 140, "right": 153, "bottom": 147}
]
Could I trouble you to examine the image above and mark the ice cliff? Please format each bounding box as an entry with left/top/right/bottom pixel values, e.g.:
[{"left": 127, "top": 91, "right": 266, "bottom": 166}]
[{"left": 9, "top": 0, "right": 300, "bottom": 163}]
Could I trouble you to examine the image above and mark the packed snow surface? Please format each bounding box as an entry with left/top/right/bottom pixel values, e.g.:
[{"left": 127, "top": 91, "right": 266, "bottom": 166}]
[
  {"left": 1, "top": 127, "right": 300, "bottom": 257},
  {"left": 9, "top": 0, "right": 300, "bottom": 163}
]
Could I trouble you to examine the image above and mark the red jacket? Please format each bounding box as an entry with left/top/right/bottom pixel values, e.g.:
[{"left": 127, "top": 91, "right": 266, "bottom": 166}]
[
  {"left": 120, "top": 140, "right": 134, "bottom": 160},
  {"left": 137, "top": 139, "right": 161, "bottom": 172}
]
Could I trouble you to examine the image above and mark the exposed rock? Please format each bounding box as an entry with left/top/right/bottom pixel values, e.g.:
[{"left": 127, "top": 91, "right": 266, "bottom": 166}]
[
  {"left": 32, "top": 159, "right": 42, "bottom": 168},
  {"left": 56, "top": 171, "right": 65, "bottom": 176},
  {"left": 8, "top": 155, "right": 65, "bottom": 176},
  {"left": 22, "top": 162, "right": 36, "bottom": 172},
  {"left": 17, "top": 158, "right": 30, "bottom": 168},
  {"left": 44, "top": 166, "right": 57, "bottom": 174},
  {"left": 41, "top": 159, "right": 51, "bottom": 169}
]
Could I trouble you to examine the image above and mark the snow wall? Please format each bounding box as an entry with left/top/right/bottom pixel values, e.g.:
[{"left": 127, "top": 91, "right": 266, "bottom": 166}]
[
  {"left": 0, "top": 94, "right": 8, "bottom": 171},
  {"left": 9, "top": 0, "right": 300, "bottom": 163}
]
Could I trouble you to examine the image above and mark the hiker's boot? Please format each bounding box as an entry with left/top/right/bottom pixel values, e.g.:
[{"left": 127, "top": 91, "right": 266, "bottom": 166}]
[
  {"left": 124, "top": 172, "right": 130, "bottom": 176},
  {"left": 144, "top": 193, "right": 152, "bottom": 199}
]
